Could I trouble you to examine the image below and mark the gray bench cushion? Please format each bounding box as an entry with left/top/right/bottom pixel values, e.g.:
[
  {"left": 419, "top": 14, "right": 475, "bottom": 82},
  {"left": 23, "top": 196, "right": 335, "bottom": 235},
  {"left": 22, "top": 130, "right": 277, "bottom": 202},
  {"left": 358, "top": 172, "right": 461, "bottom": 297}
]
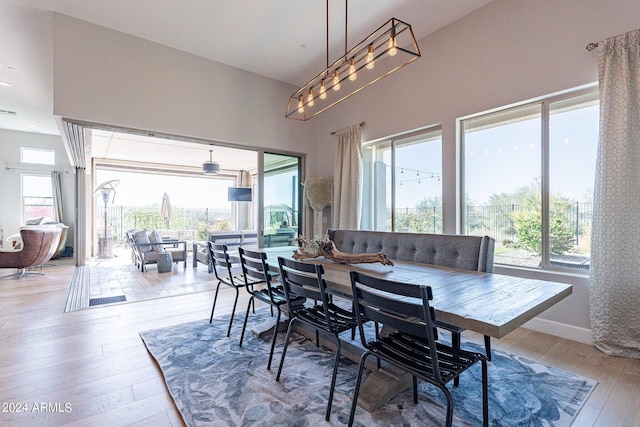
[{"left": 327, "top": 229, "right": 494, "bottom": 272}]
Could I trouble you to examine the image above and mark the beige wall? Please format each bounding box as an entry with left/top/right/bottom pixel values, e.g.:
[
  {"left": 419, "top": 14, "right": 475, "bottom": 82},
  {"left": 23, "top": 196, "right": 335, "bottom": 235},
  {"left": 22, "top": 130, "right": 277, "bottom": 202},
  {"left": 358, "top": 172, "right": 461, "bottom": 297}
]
[{"left": 53, "top": 13, "right": 317, "bottom": 160}]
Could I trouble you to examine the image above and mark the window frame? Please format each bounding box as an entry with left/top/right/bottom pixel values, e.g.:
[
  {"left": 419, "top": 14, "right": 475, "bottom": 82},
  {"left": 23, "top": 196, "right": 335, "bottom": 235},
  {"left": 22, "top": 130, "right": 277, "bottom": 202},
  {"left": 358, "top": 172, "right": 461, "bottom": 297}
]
[
  {"left": 459, "top": 86, "right": 598, "bottom": 273},
  {"left": 21, "top": 147, "right": 55, "bottom": 165}
]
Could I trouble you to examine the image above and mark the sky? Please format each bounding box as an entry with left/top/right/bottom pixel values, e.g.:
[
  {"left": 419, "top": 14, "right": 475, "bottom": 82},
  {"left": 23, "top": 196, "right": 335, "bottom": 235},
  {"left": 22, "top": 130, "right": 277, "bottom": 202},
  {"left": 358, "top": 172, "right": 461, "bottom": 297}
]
[
  {"left": 95, "top": 170, "right": 235, "bottom": 208},
  {"left": 464, "top": 104, "right": 598, "bottom": 204}
]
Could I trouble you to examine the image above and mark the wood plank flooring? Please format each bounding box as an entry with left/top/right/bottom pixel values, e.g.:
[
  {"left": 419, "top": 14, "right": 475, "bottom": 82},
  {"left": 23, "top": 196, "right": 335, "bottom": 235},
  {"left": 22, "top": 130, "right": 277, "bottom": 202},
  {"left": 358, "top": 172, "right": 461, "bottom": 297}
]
[{"left": 0, "top": 259, "right": 638, "bottom": 426}]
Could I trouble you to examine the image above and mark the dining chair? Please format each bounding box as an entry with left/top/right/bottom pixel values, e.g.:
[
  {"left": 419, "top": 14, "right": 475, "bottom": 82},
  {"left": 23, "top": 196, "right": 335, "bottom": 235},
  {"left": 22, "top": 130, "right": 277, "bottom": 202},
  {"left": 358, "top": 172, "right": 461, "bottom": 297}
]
[
  {"left": 275, "top": 256, "right": 360, "bottom": 422},
  {"left": 208, "top": 242, "right": 260, "bottom": 337},
  {"left": 348, "top": 271, "right": 489, "bottom": 427},
  {"left": 237, "top": 247, "right": 304, "bottom": 370}
]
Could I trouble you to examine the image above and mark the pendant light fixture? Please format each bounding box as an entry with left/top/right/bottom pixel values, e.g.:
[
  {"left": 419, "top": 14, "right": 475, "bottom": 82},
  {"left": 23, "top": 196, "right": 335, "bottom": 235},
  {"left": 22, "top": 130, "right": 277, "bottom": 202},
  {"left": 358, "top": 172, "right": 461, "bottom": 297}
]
[
  {"left": 202, "top": 147, "right": 220, "bottom": 175},
  {"left": 286, "top": 1, "right": 420, "bottom": 121}
]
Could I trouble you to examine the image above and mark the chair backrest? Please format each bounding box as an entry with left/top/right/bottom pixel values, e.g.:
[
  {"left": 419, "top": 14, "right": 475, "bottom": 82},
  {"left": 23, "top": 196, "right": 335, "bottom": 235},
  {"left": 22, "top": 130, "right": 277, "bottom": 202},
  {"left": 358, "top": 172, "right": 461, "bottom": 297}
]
[
  {"left": 278, "top": 257, "right": 336, "bottom": 329},
  {"left": 208, "top": 242, "right": 233, "bottom": 281},
  {"left": 209, "top": 232, "right": 244, "bottom": 250},
  {"left": 349, "top": 270, "right": 443, "bottom": 382},
  {"left": 238, "top": 247, "right": 270, "bottom": 286}
]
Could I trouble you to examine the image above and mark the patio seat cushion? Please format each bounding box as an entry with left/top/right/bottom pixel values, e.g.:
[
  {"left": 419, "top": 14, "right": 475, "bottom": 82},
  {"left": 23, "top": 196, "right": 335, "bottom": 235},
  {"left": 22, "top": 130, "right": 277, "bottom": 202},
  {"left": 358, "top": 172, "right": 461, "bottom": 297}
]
[
  {"left": 141, "top": 251, "right": 161, "bottom": 262},
  {"left": 134, "top": 230, "right": 153, "bottom": 253}
]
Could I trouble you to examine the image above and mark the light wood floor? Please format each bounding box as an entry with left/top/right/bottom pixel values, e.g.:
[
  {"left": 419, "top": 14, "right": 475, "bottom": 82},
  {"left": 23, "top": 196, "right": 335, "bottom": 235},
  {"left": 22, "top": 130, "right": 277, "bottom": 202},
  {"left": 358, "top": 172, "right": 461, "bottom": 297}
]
[{"left": 0, "top": 260, "right": 638, "bottom": 427}]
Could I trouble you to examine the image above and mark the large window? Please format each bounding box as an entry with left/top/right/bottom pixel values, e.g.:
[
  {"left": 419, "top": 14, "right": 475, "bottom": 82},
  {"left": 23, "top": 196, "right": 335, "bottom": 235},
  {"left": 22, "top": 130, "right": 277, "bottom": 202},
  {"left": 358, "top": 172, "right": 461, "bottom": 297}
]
[
  {"left": 362, "top": 127, "right": 442, "bottom": 232},
  {"left": 22, "top": 174, "right": 54, "bottom": 221},
  {"left": 461, "top": 88, "right": 598, "bottom": 271}
]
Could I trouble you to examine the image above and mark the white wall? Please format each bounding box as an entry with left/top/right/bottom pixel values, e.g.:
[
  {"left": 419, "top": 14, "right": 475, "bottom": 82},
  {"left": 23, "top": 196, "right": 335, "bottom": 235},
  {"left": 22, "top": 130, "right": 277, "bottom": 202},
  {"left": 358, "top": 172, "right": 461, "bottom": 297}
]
[
  {"left": 0, "top": 129, "right": 75, "bottom": 244},
  {"left": 309, "top": 0, "right": 640, "bottom": 340},
  {"left": 52, "top": 13, "right": 317, "bottom": 156}
]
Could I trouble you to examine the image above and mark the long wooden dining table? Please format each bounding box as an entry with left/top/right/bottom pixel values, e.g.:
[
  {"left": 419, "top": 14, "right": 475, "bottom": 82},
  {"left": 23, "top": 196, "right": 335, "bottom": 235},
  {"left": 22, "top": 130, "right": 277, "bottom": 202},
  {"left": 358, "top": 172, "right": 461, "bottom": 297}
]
[
  {"left": 262, "top": 246, "right": 572, "bottom": 339},
  {"left": 258, "top": 246, "right": 573, "bottom": 411}
]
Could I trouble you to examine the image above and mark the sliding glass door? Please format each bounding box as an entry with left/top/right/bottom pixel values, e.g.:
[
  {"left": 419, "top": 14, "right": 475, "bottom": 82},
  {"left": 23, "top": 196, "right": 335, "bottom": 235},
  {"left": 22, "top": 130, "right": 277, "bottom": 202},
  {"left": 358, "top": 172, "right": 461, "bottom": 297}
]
[{"left": 261, "top": 153, "right": 302, "bottom": 247}]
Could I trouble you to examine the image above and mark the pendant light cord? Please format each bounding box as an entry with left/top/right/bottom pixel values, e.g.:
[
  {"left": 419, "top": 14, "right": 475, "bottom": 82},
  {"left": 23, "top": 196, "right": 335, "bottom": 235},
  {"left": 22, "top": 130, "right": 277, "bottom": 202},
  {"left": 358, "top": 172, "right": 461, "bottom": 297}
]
[
  {"left": 326, "top": 0, "right": 329, "bottom": 69},
  {"left": 344, "top": 0, "right": 348, "bottom": 58}
]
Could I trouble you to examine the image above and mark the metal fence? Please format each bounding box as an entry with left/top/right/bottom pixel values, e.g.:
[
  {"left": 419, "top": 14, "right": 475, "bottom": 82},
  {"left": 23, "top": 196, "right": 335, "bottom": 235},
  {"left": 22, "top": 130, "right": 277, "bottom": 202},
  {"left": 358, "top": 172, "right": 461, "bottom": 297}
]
[
  {"left": 97, "top": 205, "right": 232, "bottom": 242},
  {"left": 464, "top": 202, "right": 593, "bottom": 245},
  {"left": 394, "top": 202, "right": 593, "bottom": 246}
]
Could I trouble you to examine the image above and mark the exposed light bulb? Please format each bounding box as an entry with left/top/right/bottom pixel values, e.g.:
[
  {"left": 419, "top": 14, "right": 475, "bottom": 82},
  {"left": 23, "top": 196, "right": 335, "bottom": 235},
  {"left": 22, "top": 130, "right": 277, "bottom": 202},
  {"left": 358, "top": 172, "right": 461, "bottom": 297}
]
[
  {"left": 332, "top": 70, "right": 341, "bottom": 91},
  {"left": 365, "top": 45, "right": 375, "bottom": 70},
  {"left": 388, "top": 27, "right": 398, "bottom": 56},
  {"left": 319, "top": 80, "right": 327, "bottom": 99},
  {"left": 307, "top": 89, "right": 314, "bottom": 106},
  {"left": 388, "top": 37, "right": 398, "bottom": 56},
  {"left": 297, "top": 96, "right": 304, "bottom": 114},
  {"left": 348, "top": 58, "right": 357, "bottom": 81}
]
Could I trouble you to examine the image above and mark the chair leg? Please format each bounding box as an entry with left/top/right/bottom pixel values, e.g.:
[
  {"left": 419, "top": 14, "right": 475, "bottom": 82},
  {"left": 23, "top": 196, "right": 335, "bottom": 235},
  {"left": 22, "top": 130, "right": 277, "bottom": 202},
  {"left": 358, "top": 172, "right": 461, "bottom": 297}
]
[
  {"left": 484, "top": 335, "right": 492, "bottom": 361},
  {"left": 481, "top": 358, "right": 489, "bottom": 426},
  {"left": 348, "top": 352, "right": 371, "bottom": 427},
  {"left": 413, "top": 375, "right": 418, "bottom": 404},
  {"left": 267, "top": 307, "right": 282, "bottom": 370},
  {"left": 441, "top": 385, "right": 455, "bottom": 427},
  {"left": 325, "top": 336, "right": 341, "bottom": 421},
  {"left": 226, "top": 287, "right": 240, "bottom": 337},
  {"left": 276, "top": 319, "right": 296, "bottom": 382},
  {"left": 452, "top": 330, "right": 461, "bottom": 387},
  {"left": 209, "top": 281, "right": 222, "bottom": 323},
  {"left": 239, "top": 296, "right": 254, "bottom": 347}
]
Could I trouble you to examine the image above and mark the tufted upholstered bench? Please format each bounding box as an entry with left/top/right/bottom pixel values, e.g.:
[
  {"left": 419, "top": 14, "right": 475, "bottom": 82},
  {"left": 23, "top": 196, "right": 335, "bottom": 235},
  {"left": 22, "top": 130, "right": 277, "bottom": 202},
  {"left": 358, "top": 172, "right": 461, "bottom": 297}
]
[
  {"left": 327, "top": 228, "right": 495, "bottom": 360},
  {"left": 328, "top": 229, "right": 494, "bottom": 272}
]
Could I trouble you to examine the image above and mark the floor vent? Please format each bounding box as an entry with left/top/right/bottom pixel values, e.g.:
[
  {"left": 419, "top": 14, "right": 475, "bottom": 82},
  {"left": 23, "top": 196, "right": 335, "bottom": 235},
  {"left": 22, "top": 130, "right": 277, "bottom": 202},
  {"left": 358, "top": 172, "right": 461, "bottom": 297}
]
[{"left": 89, "top": 295, "right": 127, "bottom": 306}]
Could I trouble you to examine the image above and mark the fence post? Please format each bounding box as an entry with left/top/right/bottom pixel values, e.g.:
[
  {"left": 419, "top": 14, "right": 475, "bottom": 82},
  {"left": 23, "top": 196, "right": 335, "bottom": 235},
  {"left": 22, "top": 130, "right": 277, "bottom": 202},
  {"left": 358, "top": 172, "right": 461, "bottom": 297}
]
[
  {"left": 575, "top": 201, "right": 580, "bottom": 246},
  {"left": 433, "top": 206, "right": 436, "bottom": 233}
]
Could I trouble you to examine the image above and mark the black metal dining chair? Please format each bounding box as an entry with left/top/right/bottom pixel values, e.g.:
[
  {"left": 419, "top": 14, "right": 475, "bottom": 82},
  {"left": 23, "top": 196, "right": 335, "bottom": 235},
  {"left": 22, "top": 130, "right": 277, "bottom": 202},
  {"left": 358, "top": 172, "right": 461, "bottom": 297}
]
[
  {"left": 348, "top": 271, "right": 489, "bottom": 427},
  {"left": 237, "top": 247, "right": 304, "bottom": 370},
  {"left": 275, "top": 257, "right": 361, "bottom": 422},
  {"left": 208, "top": 242, "right": 261, "bottom": 337}
]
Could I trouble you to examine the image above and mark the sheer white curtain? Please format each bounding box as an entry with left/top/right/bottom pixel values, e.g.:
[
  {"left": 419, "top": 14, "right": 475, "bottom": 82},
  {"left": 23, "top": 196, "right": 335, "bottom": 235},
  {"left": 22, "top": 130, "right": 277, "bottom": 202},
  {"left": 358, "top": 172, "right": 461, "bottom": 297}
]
[
  {"left": 332, "top": 124, "right": 362, "bottom": 229},
  {"left": 590, "top": 29, "right": 640, "bottom": 358}
]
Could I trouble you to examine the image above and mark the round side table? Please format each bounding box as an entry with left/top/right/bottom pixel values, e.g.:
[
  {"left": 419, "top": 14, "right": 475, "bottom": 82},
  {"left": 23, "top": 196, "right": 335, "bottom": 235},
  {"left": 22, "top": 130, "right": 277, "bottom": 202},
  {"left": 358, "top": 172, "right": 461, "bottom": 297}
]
[{"left": 157, "top": 251, "right": 173, "bottom": 273}]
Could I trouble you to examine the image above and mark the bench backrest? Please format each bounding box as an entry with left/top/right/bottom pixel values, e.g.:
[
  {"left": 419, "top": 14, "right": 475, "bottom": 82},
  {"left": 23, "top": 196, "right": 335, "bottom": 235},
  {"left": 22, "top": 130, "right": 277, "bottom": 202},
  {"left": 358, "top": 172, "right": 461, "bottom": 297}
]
[{"left": 327, "top": 229, "right": 494, "bottom": 273}]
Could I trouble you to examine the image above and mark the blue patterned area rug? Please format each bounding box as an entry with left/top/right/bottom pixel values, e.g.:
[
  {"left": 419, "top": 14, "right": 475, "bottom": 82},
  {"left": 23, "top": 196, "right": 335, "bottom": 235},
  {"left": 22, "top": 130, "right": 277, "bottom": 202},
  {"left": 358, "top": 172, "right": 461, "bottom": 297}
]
[{"left": 140, "top": 310, "right": 596, "bottom": 427}]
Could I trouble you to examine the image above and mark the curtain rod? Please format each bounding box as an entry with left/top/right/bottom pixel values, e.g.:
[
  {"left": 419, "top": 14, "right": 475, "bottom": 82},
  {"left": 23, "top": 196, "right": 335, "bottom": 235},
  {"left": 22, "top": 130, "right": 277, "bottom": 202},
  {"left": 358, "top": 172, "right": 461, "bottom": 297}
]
[
  {"left": 4, "top": 166, "right": 69, "bottom": 174},
  {"left": 330, "top": 121, "right": 366, "bottom": 135},
  {"left": 586, "top": 42, "right": 598, "bottom": 51}
]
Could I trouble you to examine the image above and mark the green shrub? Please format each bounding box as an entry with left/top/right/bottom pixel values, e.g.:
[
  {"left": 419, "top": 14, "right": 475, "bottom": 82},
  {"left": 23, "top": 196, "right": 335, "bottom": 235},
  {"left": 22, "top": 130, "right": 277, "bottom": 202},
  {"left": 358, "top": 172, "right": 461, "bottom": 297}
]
[{"left": 510, "top": 210, "right": 574, "bottom": 255}]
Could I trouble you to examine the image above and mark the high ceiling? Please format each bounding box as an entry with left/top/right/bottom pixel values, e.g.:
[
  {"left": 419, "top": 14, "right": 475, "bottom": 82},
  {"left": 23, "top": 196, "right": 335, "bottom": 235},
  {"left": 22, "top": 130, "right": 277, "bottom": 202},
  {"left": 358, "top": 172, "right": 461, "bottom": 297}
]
[{"left": 0, "top": 0, "right": 493, "bottom": 167}]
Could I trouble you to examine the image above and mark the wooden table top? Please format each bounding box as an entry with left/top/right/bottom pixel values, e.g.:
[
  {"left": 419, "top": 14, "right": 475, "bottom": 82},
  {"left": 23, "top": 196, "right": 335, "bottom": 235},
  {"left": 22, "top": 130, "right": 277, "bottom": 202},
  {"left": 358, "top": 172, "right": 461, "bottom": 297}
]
[{"left": 261, "top": 246, "right": 573, "bottom": 339}]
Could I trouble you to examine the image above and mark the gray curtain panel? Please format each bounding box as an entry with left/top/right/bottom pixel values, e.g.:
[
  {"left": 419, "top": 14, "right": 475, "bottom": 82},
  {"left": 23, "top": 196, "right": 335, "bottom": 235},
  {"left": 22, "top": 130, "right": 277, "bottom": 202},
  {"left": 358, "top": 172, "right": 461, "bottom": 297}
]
[{"left": 590, "top": 28, "right": 640, "bottom": 359}]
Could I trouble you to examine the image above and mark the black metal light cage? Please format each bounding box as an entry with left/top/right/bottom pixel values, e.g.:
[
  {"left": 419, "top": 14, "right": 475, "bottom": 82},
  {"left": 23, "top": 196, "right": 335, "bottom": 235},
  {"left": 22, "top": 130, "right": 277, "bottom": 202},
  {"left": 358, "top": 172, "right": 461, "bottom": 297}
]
[{"left": 285, "top": 18, "right": 420, "bottom": 121}]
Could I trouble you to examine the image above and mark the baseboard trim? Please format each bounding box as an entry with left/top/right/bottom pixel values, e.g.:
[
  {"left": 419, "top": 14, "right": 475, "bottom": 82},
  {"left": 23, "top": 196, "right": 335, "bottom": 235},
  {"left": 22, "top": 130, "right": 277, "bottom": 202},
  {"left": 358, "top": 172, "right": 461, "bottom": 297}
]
[{"left": 523, "top": 317, "right": 592, "bottom": 345}]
